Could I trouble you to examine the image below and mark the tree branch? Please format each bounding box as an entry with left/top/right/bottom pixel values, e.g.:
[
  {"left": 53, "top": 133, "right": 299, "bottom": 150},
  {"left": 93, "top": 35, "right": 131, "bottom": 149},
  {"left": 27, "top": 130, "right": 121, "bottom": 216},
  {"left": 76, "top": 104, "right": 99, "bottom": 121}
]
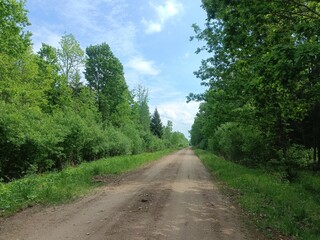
[{"left": 287, "top": 0, "right": 320, "bottom": 18}]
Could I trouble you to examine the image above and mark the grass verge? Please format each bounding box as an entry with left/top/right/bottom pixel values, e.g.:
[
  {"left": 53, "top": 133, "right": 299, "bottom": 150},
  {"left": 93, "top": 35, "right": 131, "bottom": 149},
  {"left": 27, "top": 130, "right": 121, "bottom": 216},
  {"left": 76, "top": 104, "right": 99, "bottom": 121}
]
[
  {"left": 0, "top": 149, "right": 175, "bottom": 217},
  {"left": 195, "top": 149, "right": 320, "bottom": 240}
]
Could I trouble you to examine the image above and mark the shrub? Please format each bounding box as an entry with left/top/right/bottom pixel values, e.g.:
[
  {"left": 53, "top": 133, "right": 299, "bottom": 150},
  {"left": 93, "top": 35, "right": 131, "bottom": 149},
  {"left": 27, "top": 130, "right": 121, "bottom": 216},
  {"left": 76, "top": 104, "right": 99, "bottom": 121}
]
[
  {"left": 121, "top": 123, "right": 144, "bottom": 154},
  {"left": 0, "top": 103, "right": 112, "bottom": 180},
  {"left": 286, "top": 144, "right": 313, "bottom": 169},
  {"left": 143, "top": 132, "right": 165, "bottom": 152},
  {"left": 213, "top": 122, "right": 265, "bottom": 166},
  {"left": 106, "top": 126, "right": 131, "bottom": 156}
]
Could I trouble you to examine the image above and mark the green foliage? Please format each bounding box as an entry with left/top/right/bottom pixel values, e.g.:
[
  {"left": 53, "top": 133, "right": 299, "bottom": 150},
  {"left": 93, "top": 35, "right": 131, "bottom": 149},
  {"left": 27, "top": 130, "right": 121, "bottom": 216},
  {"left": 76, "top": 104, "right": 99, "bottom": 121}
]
[
  {"left": 0, "top": 149, "right": 175, "bottom": 216},
  {"left": 121, "top": 123, "right": 144, "bottom": 154},
  {"left": 158, "top": 120, "right": 189, "bottom": 149},
  {"left": 190, "top": 0, "right": 320, "bottom": 169},
  {"left": 140, "top": 131, "right": 164, "bottom": 152},
  {"left": 212, "top": 122, "right": 265, "bottom": 165},
  {"left": 0, "top": 50, "right": 52, "bottom": 108},
  {"left": 213, "top": 122, "right": 245, "bottom": 161},
  {"left": 196, "top": 150, "right": 320, "bottom": 240},
  {"left": 0, "top": 102, "right": 145, "bottom": 180},
  {"left": 133, "top": 85, "right": 151, "bottom": 131},
  {"left": 150, "top": 108, "right": 163, "bottom": 138},
  {"left": 0, "top": 0, "right": 31, "bottom": 57},
  {"left": 286, "top": 145, "right": 313, "bottom": 169},
  {"left": 105, "top": 126, "right": 131, "bottom": 156},
  {"left": 56, "top": 33, "right": 84, "bottom": 82},
  {"left": 169, "top": 132, "right": 189, "bottom": 148},
  {"left": 272, "top": 145, "right": 314, "bottom": 182},
  {"left": 85, "top": 43, "right": 131, "bottom": 125}
]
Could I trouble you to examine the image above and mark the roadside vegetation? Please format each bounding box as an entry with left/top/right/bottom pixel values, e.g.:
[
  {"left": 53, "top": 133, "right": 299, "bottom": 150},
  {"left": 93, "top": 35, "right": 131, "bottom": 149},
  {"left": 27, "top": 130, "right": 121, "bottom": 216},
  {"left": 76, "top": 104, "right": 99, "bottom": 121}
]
[
  {"left": 190, "top": 0, "right": 320, "bottom": 172},
  {"left": 0, "top": 1, "right": 188, "bottom": 183},
  {"left": 190, "top": 1, "right": 320, "bottom": 239},
  {"left": 0, "top": 149, "right": 174, "bottom": 217},
  {"left": 196, "top": 150, "right": 320, "bottom": 240}
]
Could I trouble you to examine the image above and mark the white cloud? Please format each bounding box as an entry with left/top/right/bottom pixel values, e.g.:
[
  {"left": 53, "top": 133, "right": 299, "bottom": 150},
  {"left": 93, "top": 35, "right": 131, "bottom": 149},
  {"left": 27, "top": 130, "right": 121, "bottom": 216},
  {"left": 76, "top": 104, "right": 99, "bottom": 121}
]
[
  {"left": 142, "top": 21, "right": 162, "bottom": 33},
  {"left": 28, "top": 0, "right": 136, "bottom": 58},
  {"left": 127, "top": 57, "right": 160, "bottom": 76},
  {"left": 59, "top": 0, "right": 136, "bottom": 56},
  {"left": 142, "top": 0, "right": 184, "bottom": 34}
]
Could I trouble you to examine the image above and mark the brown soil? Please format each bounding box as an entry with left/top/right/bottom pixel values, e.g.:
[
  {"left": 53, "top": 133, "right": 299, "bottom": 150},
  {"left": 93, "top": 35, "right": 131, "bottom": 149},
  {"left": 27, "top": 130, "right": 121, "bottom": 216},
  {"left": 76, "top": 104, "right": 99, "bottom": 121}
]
[{"left": 0, "top": 149, "right": 264, "bottom": 240}]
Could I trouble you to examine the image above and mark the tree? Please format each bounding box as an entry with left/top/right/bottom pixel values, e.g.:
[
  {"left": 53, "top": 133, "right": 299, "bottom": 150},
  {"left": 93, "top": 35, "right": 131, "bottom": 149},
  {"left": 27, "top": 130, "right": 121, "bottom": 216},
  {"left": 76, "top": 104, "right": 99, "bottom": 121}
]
[
  {"left": 56, "top": 34, "right": 84, "bottom": 82},
  {"left": 37, "top": 43, "right": 72, "bottom": 110},
  {"left": 170, "top": 131, "right": 189, "bottom": 148},
  {"left": 85, "top": 43, "right": 130, "bottom": 125},
  {"left": 150, "top": 108, "right": 163, "bottom": 138},
  {"left": 135, "top": 84, "right": 151, "bottom": 131},
  {"left": 163, "top": 120, "right": 173, "bottom": 140},
  {"left": 0, "top": 0, "right": 31, "bottom": 57},
  {"left": 70, "top": 70, "right": 84, "bottom": 97}
]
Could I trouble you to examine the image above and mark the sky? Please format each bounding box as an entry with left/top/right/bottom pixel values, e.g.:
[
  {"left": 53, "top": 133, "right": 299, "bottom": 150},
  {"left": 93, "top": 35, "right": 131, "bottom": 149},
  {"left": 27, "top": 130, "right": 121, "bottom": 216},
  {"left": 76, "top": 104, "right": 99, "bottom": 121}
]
[{"left": 25, "top": 0, "right": 208, "bottom": 138}]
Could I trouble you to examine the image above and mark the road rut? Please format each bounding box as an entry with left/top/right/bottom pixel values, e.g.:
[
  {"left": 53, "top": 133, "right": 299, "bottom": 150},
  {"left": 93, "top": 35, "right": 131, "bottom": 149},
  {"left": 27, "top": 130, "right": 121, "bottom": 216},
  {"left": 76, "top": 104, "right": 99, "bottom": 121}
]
[{"left": 0, "top": 149, "right": 256, "bottom": 240}]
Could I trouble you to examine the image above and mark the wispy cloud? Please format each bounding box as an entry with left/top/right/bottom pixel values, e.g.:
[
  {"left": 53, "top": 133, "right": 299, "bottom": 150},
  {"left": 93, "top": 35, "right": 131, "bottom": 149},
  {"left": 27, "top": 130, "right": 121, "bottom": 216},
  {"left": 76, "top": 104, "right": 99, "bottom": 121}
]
[
  {"left": 142, "top": 0, "right": 183, "bottom": 34},
  {"left": 31, "top": 26, "right": 62, "bottom": 52},
  {"left": 127, "top": 57, "right": 160, "bottom": 76},
  {"left": 28, "top": 0, "right": 136, "bottom": 58}
]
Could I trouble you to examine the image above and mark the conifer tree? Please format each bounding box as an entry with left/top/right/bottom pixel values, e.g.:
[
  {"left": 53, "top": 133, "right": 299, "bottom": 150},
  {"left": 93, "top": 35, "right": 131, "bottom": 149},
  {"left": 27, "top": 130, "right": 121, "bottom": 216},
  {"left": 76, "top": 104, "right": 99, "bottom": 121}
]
[{"left": 150, "top": 108, "right": 163, "bottom": 138}]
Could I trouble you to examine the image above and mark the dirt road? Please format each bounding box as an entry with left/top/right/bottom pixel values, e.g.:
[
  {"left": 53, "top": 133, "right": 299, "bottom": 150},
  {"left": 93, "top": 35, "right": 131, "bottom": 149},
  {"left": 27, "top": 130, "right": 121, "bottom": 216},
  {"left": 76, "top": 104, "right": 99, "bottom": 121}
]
[{"left": 0, "top": 149, "right": 257, "bottom": 240}]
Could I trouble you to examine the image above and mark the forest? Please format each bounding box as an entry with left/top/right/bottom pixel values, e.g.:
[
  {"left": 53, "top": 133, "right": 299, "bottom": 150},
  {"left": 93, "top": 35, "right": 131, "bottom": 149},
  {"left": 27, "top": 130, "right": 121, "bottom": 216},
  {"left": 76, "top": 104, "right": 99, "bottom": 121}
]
[
  {"left": 0, "top": 0, "right": 188, "bottom": 182},
  {"left": 190, "top": 0, "right": 320, "bottom": 178}
]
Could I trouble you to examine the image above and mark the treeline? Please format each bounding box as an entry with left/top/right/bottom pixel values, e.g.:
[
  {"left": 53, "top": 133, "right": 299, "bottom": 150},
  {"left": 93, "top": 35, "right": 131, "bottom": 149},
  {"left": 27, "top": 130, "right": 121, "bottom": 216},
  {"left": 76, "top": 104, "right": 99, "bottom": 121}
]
[
  {"left": 0, "top": 1, "right": 188, "bottom": 181},
  {"left": 190, "top": 0, "right": 320, "bottom": 176}
]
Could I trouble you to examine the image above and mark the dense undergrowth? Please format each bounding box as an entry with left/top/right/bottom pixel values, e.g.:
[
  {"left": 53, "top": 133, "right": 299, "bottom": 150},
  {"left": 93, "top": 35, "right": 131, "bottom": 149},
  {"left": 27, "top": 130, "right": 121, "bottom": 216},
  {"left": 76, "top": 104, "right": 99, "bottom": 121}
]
[
  {"left": 195, "top": 149, "right": 320, "bottom": 240},
  {"left": 0, "top": 149, "right": 174, "bottom": 217}
]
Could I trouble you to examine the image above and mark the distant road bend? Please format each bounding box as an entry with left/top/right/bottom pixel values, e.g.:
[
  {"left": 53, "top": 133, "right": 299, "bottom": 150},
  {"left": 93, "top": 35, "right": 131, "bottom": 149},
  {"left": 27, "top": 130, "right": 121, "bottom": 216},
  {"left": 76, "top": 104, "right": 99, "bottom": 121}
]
[{"left": 0, "top": 149, "right": 256, "bottom": 240}]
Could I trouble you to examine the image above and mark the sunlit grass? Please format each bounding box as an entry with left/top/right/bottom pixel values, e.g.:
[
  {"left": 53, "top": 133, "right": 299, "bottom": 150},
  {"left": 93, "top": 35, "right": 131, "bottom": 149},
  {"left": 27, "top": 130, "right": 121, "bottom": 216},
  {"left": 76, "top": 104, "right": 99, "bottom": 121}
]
[
  {"left": 0, "top": 149, "right": 174, "bottom": 216},
  {"left": 195, "top": 149, "right": 320, "bottom": 240}
]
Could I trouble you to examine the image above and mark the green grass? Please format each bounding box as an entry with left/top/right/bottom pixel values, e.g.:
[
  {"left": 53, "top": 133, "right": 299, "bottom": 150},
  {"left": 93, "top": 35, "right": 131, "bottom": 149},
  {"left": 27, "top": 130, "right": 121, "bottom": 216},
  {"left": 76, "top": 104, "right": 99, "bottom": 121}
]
[
  {"left": 0, "top": 149, "right": 175, "bottom": 217},
  {"left": 195, "top": 149, "right": 320, "bottom": 240}
]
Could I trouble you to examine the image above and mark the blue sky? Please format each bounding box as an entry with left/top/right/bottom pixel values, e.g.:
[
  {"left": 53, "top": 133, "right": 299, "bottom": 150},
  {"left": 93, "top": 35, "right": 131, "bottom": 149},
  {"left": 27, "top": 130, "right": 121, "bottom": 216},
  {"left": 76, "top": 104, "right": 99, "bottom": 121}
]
[{"left": 26, "top": 0, "right": 207, "bottom": 138}]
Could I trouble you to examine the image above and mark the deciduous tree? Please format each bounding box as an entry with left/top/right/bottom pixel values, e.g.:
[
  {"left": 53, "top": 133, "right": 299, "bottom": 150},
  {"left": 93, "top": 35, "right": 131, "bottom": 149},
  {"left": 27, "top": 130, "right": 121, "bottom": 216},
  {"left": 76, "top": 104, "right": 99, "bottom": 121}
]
[
  {"left": 85, "top": 43, "right": 130, "bottom": 125},
  {"left": 56, "top": 34, "right": 84, "bottom": 82}
]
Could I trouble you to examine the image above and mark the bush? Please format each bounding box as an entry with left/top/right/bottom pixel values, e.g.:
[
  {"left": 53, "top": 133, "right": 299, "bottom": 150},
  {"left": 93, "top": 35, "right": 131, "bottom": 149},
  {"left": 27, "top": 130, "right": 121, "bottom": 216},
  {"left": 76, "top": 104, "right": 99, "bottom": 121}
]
[
  {"left": 0, "top": 103, "right": 53, "bottom": 180},
  {"left": 105, "top": 126, "right": 131, "bottom": 156},
  {"left": 81, "top": 123, "right": 109, "bottom": 161},
  {"left": 278, "top": 145, "right": 313, "bottom": 182},
  {"left": 121, "top": 123, "right": 144, "bottom": 154},
  {"left": 0, "top": 100, "right": 174, "bottom": 181},
  {"left": 286, "top": 144, "right": 313, "bottom": 169},
  {"left": 0, "top": 103, "right": 111, "bottom": 180},
  {"left": 213, "top": 122, "right": 264, "bottom": 166},
  {"left": 143, "top": 132, "right": 165, "bottom": 152}
]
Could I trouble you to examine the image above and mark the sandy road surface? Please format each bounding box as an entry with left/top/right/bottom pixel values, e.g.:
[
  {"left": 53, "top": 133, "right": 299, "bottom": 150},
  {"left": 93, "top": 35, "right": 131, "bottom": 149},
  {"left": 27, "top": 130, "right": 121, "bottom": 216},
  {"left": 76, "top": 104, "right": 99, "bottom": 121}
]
[{"left": 0, "top": 149, "right": 257, "bottom": 240}]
